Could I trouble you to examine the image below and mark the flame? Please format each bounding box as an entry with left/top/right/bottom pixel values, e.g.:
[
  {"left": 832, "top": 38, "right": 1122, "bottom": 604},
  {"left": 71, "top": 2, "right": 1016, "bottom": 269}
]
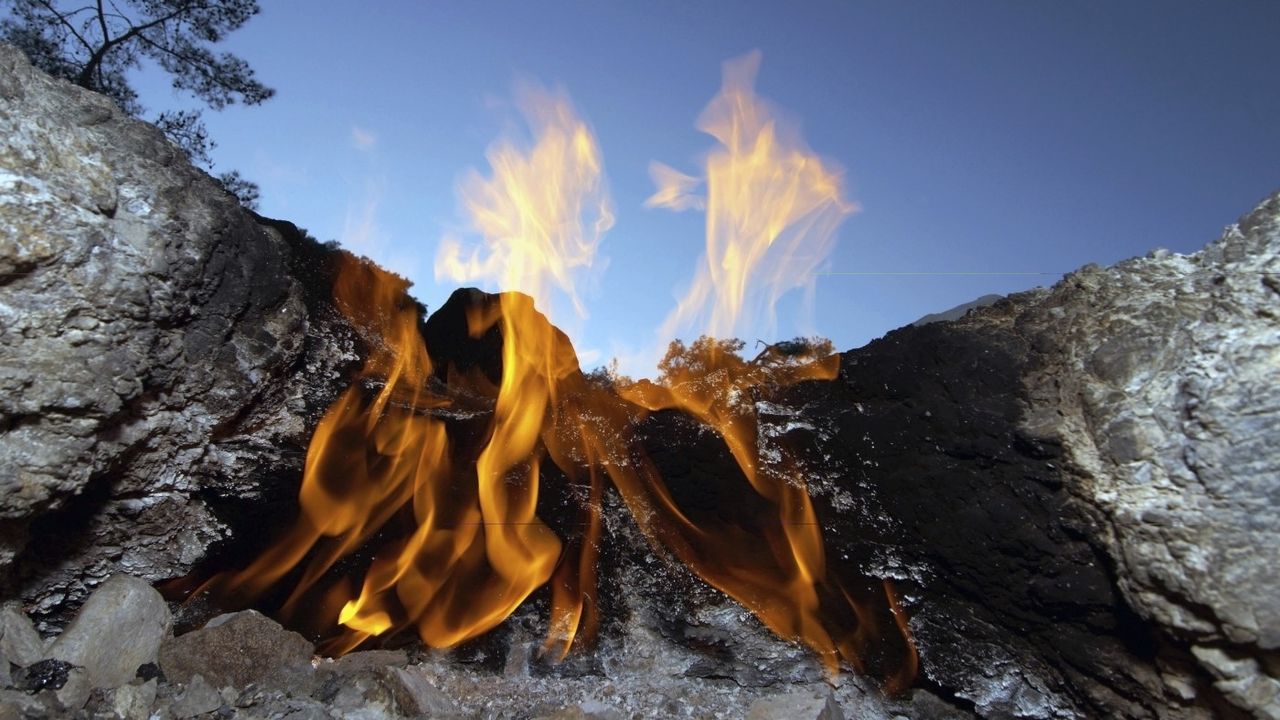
[
  {"left": 648, "top": 49, "right": 854, "bottom": 341},
  {"left": 617, "top": 50, "right": 907, "bottom": 676},
  {"left": 190, "top": 57, "right": 915, "bottom": 690},
  {"left": 435, "top": 82, "right": 613, "bottom": 321}
]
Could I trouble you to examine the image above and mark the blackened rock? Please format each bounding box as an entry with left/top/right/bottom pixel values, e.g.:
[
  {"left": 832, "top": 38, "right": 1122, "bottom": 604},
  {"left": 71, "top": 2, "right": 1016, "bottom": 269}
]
[{"left": 12, "top": 658, "right": 71, "bottom": 692}]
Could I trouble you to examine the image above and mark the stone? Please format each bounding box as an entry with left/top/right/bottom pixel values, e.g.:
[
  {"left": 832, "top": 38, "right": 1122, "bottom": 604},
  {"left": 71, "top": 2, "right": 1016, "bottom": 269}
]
[
  {"left": 0, "top": 42, "right": 360, "bottom": 623},
  {"left": 169, "top": 674, "right": 222, "bottom": 719},
  {"left": 54, "top": 666, "right": 91, "bottom": 712},
  {"left": 0, "top": 689, "right": 44, "bottom": 720},
  {"left": 11, "top": 658, "right": 71, "bottom": 693},
  {"left": 380, "top": 666, "right": 460, "bottom": 717},
  {"left": 533, "top": 702, "right": 626, "bottom": 720},
  {"left": 329, "top": 649, "right": 410, "bottom": 674},
  {"left": 158, "top": 610, "right": 315, "bottom": 692},
  {"left": 747, "top": 688, "right": 844, "bottom": 720},
  {"left": 111, "top": 679, "right": 159, "bottom": 720},
  {"left": 0, "top": 602, "right": 45, "bottom": 666},
  {"left": 326, "top": 671, "right": 399, "bottom": 720},
  {"left": 1191, "top": 645, "right": 1280, "bottom": 720},
  {"left": 49, "top": 574, "right": 172, "bottom": 688}
]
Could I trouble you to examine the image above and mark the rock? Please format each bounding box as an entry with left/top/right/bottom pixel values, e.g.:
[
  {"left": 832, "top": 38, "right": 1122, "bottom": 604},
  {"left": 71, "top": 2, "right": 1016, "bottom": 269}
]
[
  {"left": 169, "top": 673, "right": 222, "bottom": 719},
  {"left": 380, "top": 666, "right": 460, "bottom": 717},
  {"left": 54, "top": 666, "right": 91, "bottom": 712},
  {"left": 325, "top": 671, "right": 400, "bottom": 720},
  {"left": 771, "top": 191, "right": 1280, "bottom": 718},
  {"left": 158, "top": 610, "right": 315, "bottom": 692},
  {"left": 0, "top": 602, "right": 44, "bottom": 666},
  {"left": 111, "top": 679, "right": 158, "bottom": 720},
  {"left": 533, "top": 702, "right": 626, "bottom": 720},
  {"left": 0, "top": 42, "right": 360, "bottom": 621},
  {"left": 0, "top": 689, "right": 44, "bottom": 720},
  {"left": 911, "top": 293, "right": 1003, "bottom": 326},
  {"left": 747, "top": 688, "right": 844, "bottom": 720},
  {"left": 1190, "top": 645, "right": 1280, "bottom": 720},
  {"left": 11, "top": 658, "right": 71, "bottom": 692},
  {"left": 49, "top": 574, "right": 172, "bottom": 688},
  {"left": 329, "top": 649, "right": 410, "bottom": 674}
]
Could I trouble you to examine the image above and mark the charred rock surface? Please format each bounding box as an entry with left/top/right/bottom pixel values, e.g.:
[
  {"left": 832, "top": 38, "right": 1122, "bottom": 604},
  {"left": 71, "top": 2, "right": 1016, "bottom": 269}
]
[
  {"left": 0, "top": 44, "right": 360, "bottom": 622},
  {"left": 770, "top": 192, "right": 1279, "bottom": 718}
]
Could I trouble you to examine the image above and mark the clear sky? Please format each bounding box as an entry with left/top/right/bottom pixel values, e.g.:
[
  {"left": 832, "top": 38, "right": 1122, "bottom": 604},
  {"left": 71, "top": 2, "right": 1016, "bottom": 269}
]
[{"left": 130, "top": 1, "right": 1280, "bottom": 376}]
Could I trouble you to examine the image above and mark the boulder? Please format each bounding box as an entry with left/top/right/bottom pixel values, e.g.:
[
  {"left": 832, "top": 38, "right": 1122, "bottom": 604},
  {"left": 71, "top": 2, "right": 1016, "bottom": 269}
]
[
  {"left": 49, "top": 574, "right": 172, "bottom": 688},
  {"left": 0, "top": 42, "right": 360, "bottom": 622}
]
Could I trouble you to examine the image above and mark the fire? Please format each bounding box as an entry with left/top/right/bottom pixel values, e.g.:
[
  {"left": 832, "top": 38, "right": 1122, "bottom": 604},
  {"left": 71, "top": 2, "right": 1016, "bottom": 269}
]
[
  {"left": 614, "top": 51, "right": 911, "bottom": 680},
  {"left": 648, "top": 49, "right": 854, "bottom": 342},
  {"left": 186, "top": 53, "right": 915, "bottom": 690}
]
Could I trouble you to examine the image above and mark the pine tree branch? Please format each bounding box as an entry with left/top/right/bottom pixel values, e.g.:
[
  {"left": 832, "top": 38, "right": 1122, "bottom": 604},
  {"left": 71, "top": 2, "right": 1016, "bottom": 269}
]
[{"left": 31, "top": 0, "right": 93, "bottom": 55}]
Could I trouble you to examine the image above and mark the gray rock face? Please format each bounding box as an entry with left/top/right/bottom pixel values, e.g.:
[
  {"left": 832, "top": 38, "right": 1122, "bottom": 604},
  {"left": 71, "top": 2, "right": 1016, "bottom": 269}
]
[
  {"left": 0, "top": 43, "right": 358, "bottom": 619},
  {"left": 1017, "top": 193, "right": 1280, "bottom": 717},
  {"left": 49, "top": 574, "right": 172, "bottom": 688},
  {"left": 789, "top": 191, "right": 1277, "bottom": 719}
]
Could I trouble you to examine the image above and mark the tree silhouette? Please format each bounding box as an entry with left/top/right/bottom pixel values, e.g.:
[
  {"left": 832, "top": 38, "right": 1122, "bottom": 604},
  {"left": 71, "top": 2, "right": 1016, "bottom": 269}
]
[{"left": 1, "top": 0, "right": 273, "bottom": 208}]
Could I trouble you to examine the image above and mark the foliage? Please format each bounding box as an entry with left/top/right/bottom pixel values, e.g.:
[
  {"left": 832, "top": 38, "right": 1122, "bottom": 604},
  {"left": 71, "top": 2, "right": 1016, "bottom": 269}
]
[
  {"left": 655, "top": 335, "right": 835, "bottom": 388},
  {"left": 583, "top": 358, "right": 633, "bottom": 390},
  {"left": 1, "top": 0, "right": 273, "bottom": 208}
]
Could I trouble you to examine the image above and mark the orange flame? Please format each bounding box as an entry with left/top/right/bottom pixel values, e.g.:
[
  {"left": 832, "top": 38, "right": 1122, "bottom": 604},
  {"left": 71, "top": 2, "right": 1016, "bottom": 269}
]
[{"left": 192, "top": 59, "right": 915, "bottom": 690}]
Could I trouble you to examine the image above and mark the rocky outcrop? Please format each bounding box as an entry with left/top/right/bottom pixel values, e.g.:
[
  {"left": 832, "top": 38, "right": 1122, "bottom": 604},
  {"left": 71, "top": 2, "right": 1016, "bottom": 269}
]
[
  {"left": 770, "top": 192, "right": 1279, "bottom": 718},
  {"left": 1019, "top": 195, "right": 1280, "bottom": 718},
  {"left": 0, "top": 43, "right": 359, "bottom": 620}
]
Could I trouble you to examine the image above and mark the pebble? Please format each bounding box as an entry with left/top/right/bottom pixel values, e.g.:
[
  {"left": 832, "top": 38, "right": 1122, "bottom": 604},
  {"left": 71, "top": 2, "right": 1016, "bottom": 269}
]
[{"left": 169, "top": 674, "right": 223, "bottom": 718}]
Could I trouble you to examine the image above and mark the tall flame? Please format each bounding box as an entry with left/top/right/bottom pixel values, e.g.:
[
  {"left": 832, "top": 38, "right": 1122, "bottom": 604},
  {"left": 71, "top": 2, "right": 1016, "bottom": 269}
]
[
  {"left": 618, "top": 50, "right": 913, "bottom": 681},
  {"left": 428, "top": 84, "right": 615, "bottom": 657},
  {"left": 648, "top": 49, "right": 854, "bottom": 341},
  {"left": 187, "top": 57, "right": 914, "bottom": 691},
  {"left": 435, "top": 82, "right": 613, "bottom": 321}
]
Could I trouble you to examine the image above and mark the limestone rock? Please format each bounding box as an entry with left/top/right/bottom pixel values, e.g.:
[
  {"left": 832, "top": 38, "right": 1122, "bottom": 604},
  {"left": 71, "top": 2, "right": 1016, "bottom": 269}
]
[
  {"left": 110, "top": 679, "right": 158, "bottom": 720},
  {"left": 380, "top": 666, "right": 461, "bottom": 717},
  {"left": 53, "top": 666, "right": 91, "bottom": 712},
  {"left": 49, "top": 574, "right": 172, "bottom": 688},
  {"left": 1018, "top": 193, "right": 1280, "bottom": 717},
  {"left": 168, "top": 673, "right": 222, "bottom": 719},
  {"left": 0, "top": 602, "right": 44, "bottom": 666},
  {"left": 0, "top": 42, "right": 360, "bottom": 621}
]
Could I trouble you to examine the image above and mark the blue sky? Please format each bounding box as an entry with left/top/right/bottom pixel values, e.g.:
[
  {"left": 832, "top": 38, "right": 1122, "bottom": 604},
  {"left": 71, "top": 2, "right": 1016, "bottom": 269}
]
[{"left": 131, "top": 1, "right": 1280, "bottom": 375}]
